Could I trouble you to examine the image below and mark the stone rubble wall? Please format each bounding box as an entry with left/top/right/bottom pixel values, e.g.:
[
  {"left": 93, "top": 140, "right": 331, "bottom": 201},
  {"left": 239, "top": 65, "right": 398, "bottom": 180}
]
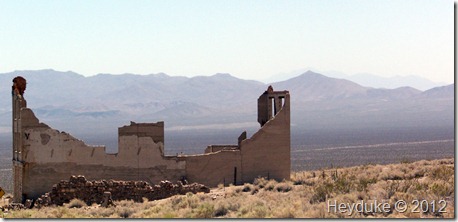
[
  {"left": 0, "top": 203, "right": 26, "bottom": 212},
  {"left": 33, "top": 175, "right": 210, "bottom": 208}
]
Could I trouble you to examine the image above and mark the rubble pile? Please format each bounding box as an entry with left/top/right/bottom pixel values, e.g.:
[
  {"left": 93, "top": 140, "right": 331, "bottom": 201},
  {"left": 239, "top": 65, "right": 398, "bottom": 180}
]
[
  {"left": 0, "top": 203, "right": 26, "bottom": 212},
  {"left": 34, "top": 175, "right": 210, "bottom": 208}
]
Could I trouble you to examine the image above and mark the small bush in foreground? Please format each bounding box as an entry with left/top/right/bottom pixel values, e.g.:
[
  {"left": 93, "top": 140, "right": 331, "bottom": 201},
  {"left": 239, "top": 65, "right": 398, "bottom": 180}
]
[
  {"left": 116, "top": 207, "right": 135, "bottom": 218},
  {"left": 274, "top": 182, "right": 293, "bottom": 192},
  {"left": 67, "top": 199, "right": 86, "bottom": 209}
]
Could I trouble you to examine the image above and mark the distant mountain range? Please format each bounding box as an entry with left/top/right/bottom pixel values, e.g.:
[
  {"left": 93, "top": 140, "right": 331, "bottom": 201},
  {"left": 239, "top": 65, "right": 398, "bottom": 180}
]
[
  {"left": 264, "top": 68, "right": 449, "bottom": 91},
  {"left": 0, "top": 69, "right": 453, "bottom": 142}
]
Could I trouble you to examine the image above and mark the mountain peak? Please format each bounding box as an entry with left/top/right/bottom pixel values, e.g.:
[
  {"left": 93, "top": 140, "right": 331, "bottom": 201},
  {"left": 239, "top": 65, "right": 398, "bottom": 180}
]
[
  {"left": 212, "top": 73, "right": 233, "bottom": 78},
  {"left": 304, "top": 70, "right": 319, "bottom": 75},
  {"left": 421, "top": 84, "right": 454, "bottom": 98},
  {"left": 154, "top": 72, "right": 170, "bottom": 78},
  {"left": 302, "top": 70, "right": 327, "bottom": 77},
  {"left": 291, "top": 70, "right": 331, "bottom": 81}
]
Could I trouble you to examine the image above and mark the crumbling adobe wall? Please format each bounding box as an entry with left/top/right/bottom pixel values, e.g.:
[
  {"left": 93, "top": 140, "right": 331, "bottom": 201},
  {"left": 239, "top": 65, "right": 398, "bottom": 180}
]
[
  {"left": 185, "top": 150, "right": 242, "bottom": 186},
  {"left": 12, "top": 77, "right": 291, "bottom": 202},
  {"left": 240, "top": 92, "right": 291, "bottom": 182},
  {"left": 185, "top": 90, "right": 291, "bottom": 186},
  {"left": 19, "top": 109, "right": 186, "bottom": 199}
]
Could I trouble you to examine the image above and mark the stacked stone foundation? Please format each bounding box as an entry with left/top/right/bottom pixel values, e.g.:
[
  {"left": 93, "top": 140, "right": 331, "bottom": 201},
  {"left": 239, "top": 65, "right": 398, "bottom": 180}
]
[{"left": 33, "top": 175, "right": 210, "bottom": 208}]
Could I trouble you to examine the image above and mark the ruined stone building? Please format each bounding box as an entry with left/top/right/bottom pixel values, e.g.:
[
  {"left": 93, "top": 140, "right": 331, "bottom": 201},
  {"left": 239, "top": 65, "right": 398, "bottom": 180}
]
[{"left": 11, "top": 77, "right": 291, "bottom": 203}]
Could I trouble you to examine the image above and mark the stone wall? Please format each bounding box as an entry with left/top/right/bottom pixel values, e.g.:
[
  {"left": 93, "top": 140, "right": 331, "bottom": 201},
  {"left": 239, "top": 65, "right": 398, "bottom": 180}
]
[
  {"left": 34, "top": 175, "right": 209, "bottom": 208},
  {"left": 22, "top": 163, "right": 186, "bottom": 200}
]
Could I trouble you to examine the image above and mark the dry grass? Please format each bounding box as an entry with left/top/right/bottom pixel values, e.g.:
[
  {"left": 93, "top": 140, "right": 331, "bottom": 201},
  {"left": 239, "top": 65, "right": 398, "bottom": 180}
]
[
  {"left": 1, "top": 158, "right": 454, "bottom": 218},
  {"left": 66, "top": 199, "right": 87, "bottom": 209}
]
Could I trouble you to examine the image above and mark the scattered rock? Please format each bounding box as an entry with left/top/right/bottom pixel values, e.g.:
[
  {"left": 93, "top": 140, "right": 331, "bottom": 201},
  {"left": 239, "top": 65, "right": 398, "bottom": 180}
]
[
  {"left": 101, "top": 192, "right": 113, "bottom": 208},
  {"left": 1, "top": 203, "right": 26, "bottom": 211},
  {"left": 24, "top": 199, "right": 33, "bottom": 209}
]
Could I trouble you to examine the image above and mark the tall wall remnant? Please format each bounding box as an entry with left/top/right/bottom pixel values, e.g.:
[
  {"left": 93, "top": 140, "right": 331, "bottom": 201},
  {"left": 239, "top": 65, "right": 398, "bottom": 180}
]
[
  {"left": 12, "top": 76, "right": 28, "bottom": 203},
  {"left": 12, "top": 77, "right": 291, "bottom": 202}
]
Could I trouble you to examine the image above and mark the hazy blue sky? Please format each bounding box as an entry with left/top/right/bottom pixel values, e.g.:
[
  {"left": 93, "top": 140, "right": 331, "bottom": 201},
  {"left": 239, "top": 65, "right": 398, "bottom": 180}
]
[{"left": 0, "top": 0, "right": 454, "bottom": 83}]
